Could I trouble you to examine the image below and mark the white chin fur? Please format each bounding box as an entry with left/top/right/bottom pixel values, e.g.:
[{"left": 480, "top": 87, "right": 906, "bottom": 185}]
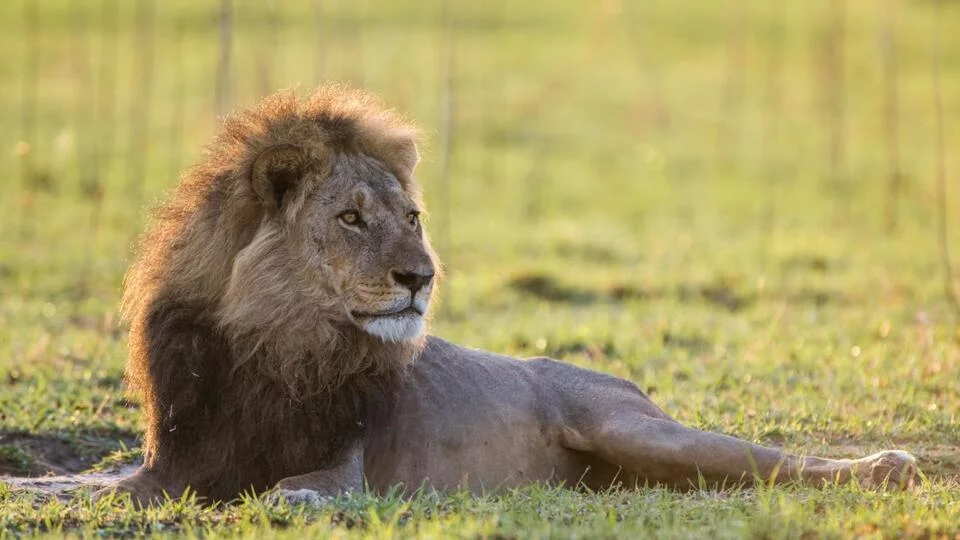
[{"left": 363, "top": 314, "right": 425, "bottom": 343}]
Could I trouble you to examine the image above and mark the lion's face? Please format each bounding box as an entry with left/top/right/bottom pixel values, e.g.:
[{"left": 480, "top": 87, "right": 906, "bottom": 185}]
[{"left": 296, "top": 153, "right": 436, "bottom": 343}]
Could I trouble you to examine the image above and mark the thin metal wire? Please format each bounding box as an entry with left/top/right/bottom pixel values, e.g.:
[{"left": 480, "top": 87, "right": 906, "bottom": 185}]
[{"left": 932, "top": 0, "right": 960, "bottom": 322}]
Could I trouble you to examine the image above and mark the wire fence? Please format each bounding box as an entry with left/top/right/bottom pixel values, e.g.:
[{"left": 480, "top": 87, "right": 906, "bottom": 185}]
[{"left": 4, "top": 0, "right": 958, "bottom": 314}]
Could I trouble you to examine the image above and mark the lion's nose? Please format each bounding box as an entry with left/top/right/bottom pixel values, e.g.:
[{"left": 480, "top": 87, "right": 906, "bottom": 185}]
[{"left": 391, "top": 269, "right": 434, "bottom": 295}]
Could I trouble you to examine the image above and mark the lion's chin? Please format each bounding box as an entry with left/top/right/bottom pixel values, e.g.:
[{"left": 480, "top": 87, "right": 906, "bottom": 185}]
[{"left": 361, "top": 313, "right": 425, "bottom": 343}]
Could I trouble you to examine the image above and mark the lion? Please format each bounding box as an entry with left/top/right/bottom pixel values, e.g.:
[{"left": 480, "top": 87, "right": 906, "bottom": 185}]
[{"left": 109, "top": 85, "right": 917, "bottom": 506}]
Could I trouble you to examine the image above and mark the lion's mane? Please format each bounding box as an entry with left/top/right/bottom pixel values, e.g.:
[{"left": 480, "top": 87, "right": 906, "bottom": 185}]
[{"left": 121, "top": 86, "right": 422, "bottom": 501}]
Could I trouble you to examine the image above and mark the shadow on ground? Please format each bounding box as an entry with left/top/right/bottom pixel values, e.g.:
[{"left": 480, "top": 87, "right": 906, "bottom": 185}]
[
  {"left": 0, "top": 430, "right": 139, "bottom": 476},
  {"left": 508, "top": 273, "right": 848, "bottom": 312}
]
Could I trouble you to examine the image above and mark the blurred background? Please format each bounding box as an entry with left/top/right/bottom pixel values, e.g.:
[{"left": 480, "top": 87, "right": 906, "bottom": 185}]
[{"left": 1, "top": 0, "right": 959, "bottom": 451}]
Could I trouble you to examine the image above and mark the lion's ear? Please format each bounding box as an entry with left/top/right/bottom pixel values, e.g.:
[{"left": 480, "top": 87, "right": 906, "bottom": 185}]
[
  {"left": 387, "top": 139, "right": 419, "bottom": 178},
  {"left": 398, "top": 141, "right": 420, "bottom": 176},
  {"left": 251, "top": 145, "right": 305, "bottom": 213}
]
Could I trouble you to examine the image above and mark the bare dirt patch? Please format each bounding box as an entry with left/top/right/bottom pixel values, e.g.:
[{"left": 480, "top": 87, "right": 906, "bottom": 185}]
[
  {"left": 1, "top": 464, "right": 142, "bottom": 498},
  {"left": 0, "top": 431, "right": 139, "bottom": 476}
]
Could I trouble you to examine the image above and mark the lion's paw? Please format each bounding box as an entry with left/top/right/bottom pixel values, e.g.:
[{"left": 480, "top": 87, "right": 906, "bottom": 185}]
[
  {"left": 853, "top": 450, "right": 918, "bottom": 490},
  {"left": 93, "top": 474, "right": 172, "bottom": 508},
  {"left": 269, "top": 488, "right": 332, "bottom": 507}
]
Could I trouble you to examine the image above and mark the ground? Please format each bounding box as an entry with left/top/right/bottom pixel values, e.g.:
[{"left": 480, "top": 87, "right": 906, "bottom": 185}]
[{"left": 0, "top": 0, "right": 958, "bottom": 537}]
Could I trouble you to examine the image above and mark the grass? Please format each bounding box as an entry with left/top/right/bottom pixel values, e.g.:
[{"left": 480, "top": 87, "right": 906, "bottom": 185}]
[{"left": 1, "top": 0, "right": 959, "bottom": 536}]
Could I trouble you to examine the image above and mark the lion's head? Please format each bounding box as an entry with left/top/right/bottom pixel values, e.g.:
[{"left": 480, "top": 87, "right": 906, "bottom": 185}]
[
  {"left": 124, "top": 86, "right": 438, "bottom": 405},
  {"left": 221, "top": 111, "right": 438, "bottom": 346}
]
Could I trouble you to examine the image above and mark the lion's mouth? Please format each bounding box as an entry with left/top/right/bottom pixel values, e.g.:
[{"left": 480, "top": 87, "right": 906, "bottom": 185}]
[
  {"left": 351, "top": 300, "right": 428, "bottom": 342},
  {"left": 352, "top": 305, "right": 423, "bottom": 319}
]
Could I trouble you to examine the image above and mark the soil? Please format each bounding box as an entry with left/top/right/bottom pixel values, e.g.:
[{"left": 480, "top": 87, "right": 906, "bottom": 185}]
[
  {"left": 0, "top": 431, "right": 139, "bottom": 476},
  {"left": 0, "top": 431, "right": 142, "bottom": 497}
]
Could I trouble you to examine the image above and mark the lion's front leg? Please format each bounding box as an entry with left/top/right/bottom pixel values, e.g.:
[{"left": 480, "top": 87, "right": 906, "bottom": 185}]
[
  {"left": 95, "top": 466, "right": 185, "bottom": 508},
  {"left": 272, "top": 445, "right": 364, "bottom": 505}
]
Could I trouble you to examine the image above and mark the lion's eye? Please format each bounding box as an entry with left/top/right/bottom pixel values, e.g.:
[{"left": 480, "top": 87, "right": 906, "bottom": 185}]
[
  {"left": 338, "top": 210, "right": 364, "bottom": 227},
  {"left": 407, "top": 211, "right": 420, "bottom": 228}
]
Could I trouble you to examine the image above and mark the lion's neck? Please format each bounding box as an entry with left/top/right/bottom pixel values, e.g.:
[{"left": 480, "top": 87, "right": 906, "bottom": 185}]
[{"left": 224, "top": 317, "right": 420, "bottom": 402}]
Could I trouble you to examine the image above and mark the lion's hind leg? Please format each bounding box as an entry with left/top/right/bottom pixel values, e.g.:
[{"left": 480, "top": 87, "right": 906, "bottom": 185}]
[
  {"left": 566, "top": 413, "right": 918, "bottom": 489},
  {"left": 841, "top": 450, "right": 918, "bottom": 489}
]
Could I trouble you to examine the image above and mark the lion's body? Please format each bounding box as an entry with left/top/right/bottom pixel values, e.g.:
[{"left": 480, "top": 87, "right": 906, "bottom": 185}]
[
  {"left": 110, "top": 86, "right": 917, "bottom": 506},
  {"left": 365, "top": 337, "right": 652, "bottom": 493}
]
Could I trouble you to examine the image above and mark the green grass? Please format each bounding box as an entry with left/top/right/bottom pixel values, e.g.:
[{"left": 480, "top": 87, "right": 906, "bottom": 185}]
[{"left": 1, "top": 0, "right": 959, "bottom": 536}]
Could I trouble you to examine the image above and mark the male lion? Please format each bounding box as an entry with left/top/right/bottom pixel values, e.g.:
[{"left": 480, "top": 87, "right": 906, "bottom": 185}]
[{"left": 110, "top": 86, "right": 917, "bottom": 505}]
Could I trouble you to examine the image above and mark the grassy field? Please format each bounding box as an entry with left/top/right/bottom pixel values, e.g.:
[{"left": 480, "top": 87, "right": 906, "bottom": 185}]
[{"left": 1, "top": 0, "right": 959, "bottom": 536}]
